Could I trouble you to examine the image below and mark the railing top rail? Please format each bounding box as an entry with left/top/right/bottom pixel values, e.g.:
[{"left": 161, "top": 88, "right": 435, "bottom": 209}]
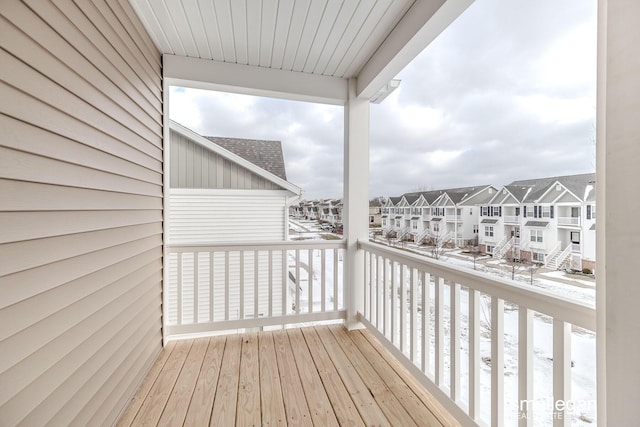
[
  {"left": 359, "top": 240, "right": 595, "bottom": 331},
  {"left": 169, "top": 239, "right": 347, "bottom": 253}
]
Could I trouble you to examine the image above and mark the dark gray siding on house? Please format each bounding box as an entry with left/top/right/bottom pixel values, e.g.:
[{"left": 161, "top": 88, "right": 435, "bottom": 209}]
[
  {"left": 170, "top": 129, "right": 282, "bottom": 190},
  {"left": 0, "top": 1, "right": 163, "bottom": 425}
]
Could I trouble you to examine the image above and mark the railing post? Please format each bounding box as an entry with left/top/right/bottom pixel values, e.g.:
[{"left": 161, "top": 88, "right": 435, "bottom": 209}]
[{"left": 344, "top": 78, "right": 369, "bottom": 329}]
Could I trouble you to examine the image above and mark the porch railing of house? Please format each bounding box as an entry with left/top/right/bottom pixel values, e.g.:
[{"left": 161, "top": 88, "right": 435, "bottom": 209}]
[
  {"left": 544, "top": 242, "right": 562, "bottom": 268},
  {"left": 504, "top": 215, "right": 519, "bottom": 224},
  {"left": 557, "top": 216, "right": 581, "bottom": 227},
  {"left": 358, "top": 240, "right": 595, "bottom": 427},
  {"left": 165, "top": 240, "right": 346, "bottom": 337}
]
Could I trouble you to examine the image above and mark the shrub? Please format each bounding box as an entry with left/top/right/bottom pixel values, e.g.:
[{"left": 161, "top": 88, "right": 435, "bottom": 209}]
[{"left": 582, "top": 268, "right": 593, "bottom": 275}]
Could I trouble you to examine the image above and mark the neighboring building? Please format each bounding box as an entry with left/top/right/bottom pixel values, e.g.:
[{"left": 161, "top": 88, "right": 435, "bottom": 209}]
[
  {"left": 369, "top": 199, "right": 383, "bottom": 226},
  {"left": 167, "top": 121, "right": 302, "bottom": 322},
  {"left": 382, "top": 185, "right": 497, "bottom": 247},
  {"left": 479, "top": 173, "right": 596, "bottom": 271}
]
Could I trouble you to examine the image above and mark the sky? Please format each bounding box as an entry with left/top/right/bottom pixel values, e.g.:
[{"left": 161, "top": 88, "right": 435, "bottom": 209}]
[{"left": 169, "top": 0, "right": 597, "bottom": 201}]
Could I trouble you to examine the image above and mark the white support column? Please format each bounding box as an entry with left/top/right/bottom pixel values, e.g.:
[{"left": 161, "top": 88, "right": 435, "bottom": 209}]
[{"left": 344, "top": 78, "right": 370, "bottom": 329}]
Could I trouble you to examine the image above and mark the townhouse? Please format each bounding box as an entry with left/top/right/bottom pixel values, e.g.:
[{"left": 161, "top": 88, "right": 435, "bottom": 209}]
[
  {"left": 479, "top": 173, "right": 596, "bottom": 271},
  {"left": 382, "top": 185, "right": 497, "bottom": 247}
]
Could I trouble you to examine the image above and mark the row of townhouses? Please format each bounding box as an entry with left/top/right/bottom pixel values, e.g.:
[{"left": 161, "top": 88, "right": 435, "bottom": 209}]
[
  {"left": 290, "top": 199, "right": 383, "bottom": 227},
  {"left": 381, "top": 173, "right": 596, "bottom": 271}
]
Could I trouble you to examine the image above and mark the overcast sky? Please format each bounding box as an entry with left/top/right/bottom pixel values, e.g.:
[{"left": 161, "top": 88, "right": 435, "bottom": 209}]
[{"left": 170, "top": 0, "right": 597, "bottom": 201}]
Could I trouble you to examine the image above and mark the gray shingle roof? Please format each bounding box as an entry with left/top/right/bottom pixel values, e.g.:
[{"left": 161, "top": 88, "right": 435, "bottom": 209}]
[
  {"left": 505, "top": 173, "right": 595, "bottom": 203},
  {"left": 525, "top": 221, "right": 550, "bottom": 227},
  {"left": 481, "top": 219, "right": 499, "bottom": 224},
  {"left": 205, "top": 136, "right": 287, "bottom": 180}
]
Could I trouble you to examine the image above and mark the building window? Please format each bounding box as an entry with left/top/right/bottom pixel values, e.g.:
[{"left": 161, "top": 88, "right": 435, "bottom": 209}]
[
  {"left": 530, "top": 229, "right": 543, "bottom": 243},
  {"left": 591, "top": 205, "right": 596, "bottom": 219},
  {"left": 541, "top": 206, "right": 551, "bottom": 218},
  {"left": 456, "top": 208, "right": 462, "bottom": 216},
  {"left": 482, "top": 206, "right": 489, "bottom": 216},
  {"left": 571, "top": 231, "right": 580, "bottom": 243},
  {"left": 487, "top": 245, "right": 495, "bottom": 254},
  {"left": 532, "top": 252, "right": 544, "bottom": 262},
  {"left": 412, "top": 221, "right": 418, "bottom": 230},
  {"left": 526, "top": 206, "right": 535, "bottom": 217},
  {"left": 369, "top": 215, "right": 374, "bottom": 223},
  {"left": 382, "top": 219, "right": 387, "bottom": 227},
  {"left": 433, "top": 224, "right": 439, "bottom": 233},
  {"left": 485, "top": 226, "right": 494, "bottom": 237},
  {"left": 473, "top": 225, "right": 479, "bottom": 234}
]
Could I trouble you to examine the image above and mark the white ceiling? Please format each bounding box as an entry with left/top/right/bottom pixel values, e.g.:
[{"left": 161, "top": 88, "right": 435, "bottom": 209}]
[{"left": 130, "top": 0, "right": 414, "bottom": 79}]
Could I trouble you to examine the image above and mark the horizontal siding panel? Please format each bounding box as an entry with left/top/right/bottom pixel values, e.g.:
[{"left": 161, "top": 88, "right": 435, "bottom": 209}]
[
  {"left": 1, "top": 13, "right": 161, "bottom": 143},
  {"left": 0, "top": 83, "right": 161, "bottom": 171},
  {"left": 168, "top": 193, "right": 286, "bottom": 244},
  {"left": 0, "top": 264, "right": 161, "bottom": 398},
  {"left": 0, "top": 235, "right": 161, "bottom": 313},
  {"left": 1, "top": 281, "right": 161, "bottom": 426},
  {"left": 0, "top": 223, "right": 160, "bottom": 277},
  {"left": 0, "top": 210, "right": 161, "bottom": 244},
  {"left": 0, "top": 49, "right": 162, "bottom": 161},
  {"left": 0, "top": 249, "right": 160, "bottom": 342},
  {"left": 0, "top": 146, "right": 162, "bottom": 197},
  {"left": 0, "top": 180, "right": 162, "bottom": 211},
  {"left": 0, "top": 116, "right": 161, "bottom": 185},
  {"left": 1, "top": 0, "right": 162, "bottom": 425},
  {"left": 22, "top": 0, "right": 162, "bottom": 118}
]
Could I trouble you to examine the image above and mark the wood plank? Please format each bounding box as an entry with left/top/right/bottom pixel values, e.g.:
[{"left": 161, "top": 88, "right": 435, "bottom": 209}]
[
  {"left": 236, "top": 332, "right": 260, "bottom": 427},
  {"left": 115, "top": 341, "right": 176, "bottom": 426},
  {"left": 287, "top": 328, "right": 339, "bottom": 426},
  {"left": 130, "top": 339, "right": 192, "bottom": 426},
  {"left": 183, "top": 336, "right": 226, "bottom": 425},
  {"left": 314, "top": 326, "right": 391, "bottom": 427},
  {"left": 299, "top": 327, "right": 365, "bottom": 427},
  {"left": 328, "top": 325, "right": 419, "bottom": 427},
  {"left": 157, "top": 339, "right": 209, "bottom": 426},
  {"left": 258, "top": 332, "right": 287, "bottom": 427},
  {"left": 209, "top": 334, "right": 242, "bottom": 426},
  {"left": 272, "top": 329, "right": 312, "bottom": 426},
  {"left": 359, "top": 329, "right": 461, "bottom": 427},
  {"left": 349, "top": 329, "right": 443, "bottom": 427}
]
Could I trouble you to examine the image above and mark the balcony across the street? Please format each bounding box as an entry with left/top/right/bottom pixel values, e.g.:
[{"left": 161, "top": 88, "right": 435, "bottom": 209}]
[{"left": 116, "top": 324, "right": 457, "bottom": 427}]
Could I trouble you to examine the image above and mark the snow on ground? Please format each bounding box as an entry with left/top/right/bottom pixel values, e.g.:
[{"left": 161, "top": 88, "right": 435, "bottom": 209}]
[{"left": 542, "top": 270, "right": 595, "bottom": 288}]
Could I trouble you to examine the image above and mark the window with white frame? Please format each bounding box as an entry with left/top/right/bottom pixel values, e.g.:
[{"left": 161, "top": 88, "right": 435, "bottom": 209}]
[
  {"left": 395, "top": 220, "right": 400, "bottom": 227},
  {"left": 487, "top": 245, "right": 495, "bottom": 254},
  {"left": 526, "top": 206, "right": 535, "bottom": 217},
  {"left": 532, "top": 252, "right": 544, "bottom": 262},
  {"left": 456, "top": 208, "right": 462, "bottom": 216},
  {"left": 592, "top": 204, "right": 596, "bottom": 219},
  {"left": 530, "top": 229, "right": 543, "bottom": 243},
  {"left": 412, "top": 220, "right": 418, "bottom": 230},
  {"left": 481, "top": 206, "right": 489, "bottom": 216},
  {"left": 485, "top": 226, "right": 494, "bottom": 237},
  {"left": 433, "top": 224, "right": 439, "bottom": 232},
  {"left": 382, "top": 218, "right": 387, "bottom": 227},
  {"left": 541, "top": 206, "right": 551, "bottom": 218}
]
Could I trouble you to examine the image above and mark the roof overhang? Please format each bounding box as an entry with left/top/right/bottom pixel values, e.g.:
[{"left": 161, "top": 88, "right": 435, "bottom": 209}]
[{"left": 131, "top": 0, "right": 474, "bottom": 103}]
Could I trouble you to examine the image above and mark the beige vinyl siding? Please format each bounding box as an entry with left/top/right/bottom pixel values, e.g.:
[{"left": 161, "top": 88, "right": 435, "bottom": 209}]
[
  {"left": 170, "top": 130, "right": 281, "bottom": 190},
  {"left": 0, "top": 1, "right": 162, "bottom": 426}
]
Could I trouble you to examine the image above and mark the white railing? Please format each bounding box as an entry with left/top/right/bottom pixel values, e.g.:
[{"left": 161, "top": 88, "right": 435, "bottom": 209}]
[
  {"left": 166, "top": 240, "right": 346, "bottom": 337},
  {"left": 423, "top": 213, "right": 433, "bottom": 221},
  {"left": 548, "top": 245, "right": 572, "bottom": 270},
  {"left": 571, "top": 243, "right": 581, "bottom": 252},
  {"left": 491, "top": 235, "right": 509, "bottom": 256},
  {"left": 557, "top": 217, "right": 581, "bottom": 227},
  {"left": 414, "top": 228, "right": 431, "bottom": 244},
  {"left": 396, "top": 227, "right": 410, "bottom": 241},
  {"left": 544, "top": 242, "right": 562, "bottom": 267},
  {"left": 359, "top": 240, "right": 595, "bottom": 427},
  {"left": 493, "top": 236, "right": 515, "bottom": 259},
  {"left": 504, "top": 216, "right": 519, "bottom": 224}
]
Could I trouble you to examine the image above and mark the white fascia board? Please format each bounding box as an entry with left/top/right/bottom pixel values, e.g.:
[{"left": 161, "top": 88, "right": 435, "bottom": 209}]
[
  {"left": 164, "top": 54, "right": 348, "bottom": 106},
  {"left": 460, "top": 185, "right": 498, "bottom": 205},
  {"left": 169, "top": 121, "right": 302, "bottom": 196},
  {"left": 169, "top": 188, "right": 295, "bottom": 197},
  {"left": 536, "top": 181, "right": 583, "bottom": 203},
  {"left": 356, "top": 0, "right": 474, "bottom": 99}
]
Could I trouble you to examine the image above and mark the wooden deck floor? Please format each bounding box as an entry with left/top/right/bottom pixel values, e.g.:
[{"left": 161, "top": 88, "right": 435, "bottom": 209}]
[{"left": 117, "top": 324, "right": 458, "bottom": 426}]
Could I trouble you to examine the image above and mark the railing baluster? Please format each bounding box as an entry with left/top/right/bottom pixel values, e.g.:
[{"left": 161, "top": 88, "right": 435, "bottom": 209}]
[
  {"left": 435, "top": 276, "right": 444, "bottom": 386},
  {"left": 295, "top": 249, "right": 300, "bottom": 314},
  {"left": 491, "top": 296, "right": 505, "bottom": 427},
  {"left": 308, "top": 249, "right": 313, "bottom": 313},
  {"left": 364, "top": 250, "right": 370, "bottom": 318},
  {"left": 450, "top": 282, "right": 461, "bottom": 402},
  {"left": 209, "top": 252, "right": 214, "bottom": 323},
  {"left": 410, "top": 267, "right": 418, "bottom": 363},
  {"left": 268, "top": 250, "right": 273, "bottom": 318},
  {"left": 225, "top": 251, "right": 229, "bottom": 321},
  {"left": 384, "top": 257, "right": 389, "bottom": 337},
  {"left": 177, "top": 253, "right": 182, "bottom": 326},
  {"left": 377, "top": 254, "right": 383, "bottom": 330},
  {"left": 519, "top": 307, "right": 534, "bottom": 427},
  {"left": 321, "top": 249, "right": 326, "bottom": 313},
  {"left": 553, "top": 319, "right": 571, "bottom": 427},
  {"left": 333, "top": 249, "right": 338, "bottom": 311},
  {"left": 391, "top": 260, "right": 397, "bottom": 345},
  {"left": 469, "top": 288, "right": 480, "bottom": 420},
  {"left": 282, "top": 249, "right": 287, "bottom": 316},
  {"left": 421, "top": 271, "right": 430, "bottom": 375},
  {"left": 239, "top": 250, "right": 244, "bottom": 319},
  {"left": 194, "top": 252, "right": 199, "bottom": 323},
  {"left": 400, "top": 263, "right": 406, "bottom": 353},
  {"left": 254, "top": 251, "right": 259, "bottom": 319}
]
